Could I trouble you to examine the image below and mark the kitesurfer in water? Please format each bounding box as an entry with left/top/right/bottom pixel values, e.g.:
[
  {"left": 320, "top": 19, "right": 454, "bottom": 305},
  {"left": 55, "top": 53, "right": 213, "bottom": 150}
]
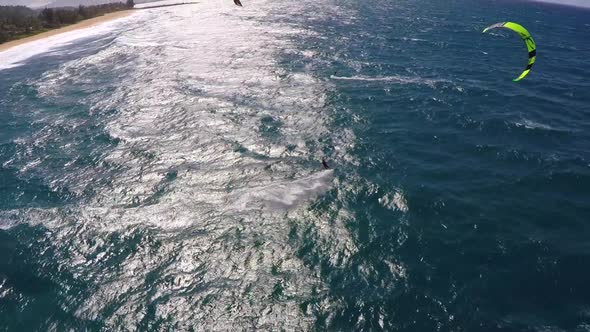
[
  {"left": 322, "top": 158, "right": 331, "bottom": 170},
  {"left": 234, "top": 0, "right": 243, "bottom": 6}
]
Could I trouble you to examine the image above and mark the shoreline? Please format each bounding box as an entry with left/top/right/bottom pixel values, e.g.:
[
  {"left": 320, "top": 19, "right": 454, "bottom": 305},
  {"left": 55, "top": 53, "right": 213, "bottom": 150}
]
[{"left": 0, "top": 10, "right": 134, "bottom": 53}]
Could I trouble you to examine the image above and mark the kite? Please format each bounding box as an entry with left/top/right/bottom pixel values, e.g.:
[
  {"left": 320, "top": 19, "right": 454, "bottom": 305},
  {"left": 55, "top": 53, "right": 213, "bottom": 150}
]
[{"left": 483, "top": 22, "right": 536, "bottom": 81}]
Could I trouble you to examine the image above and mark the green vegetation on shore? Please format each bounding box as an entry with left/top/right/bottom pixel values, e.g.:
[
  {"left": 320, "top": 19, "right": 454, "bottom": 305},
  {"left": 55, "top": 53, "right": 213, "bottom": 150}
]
[{"left": 0, "top": 0, "right": 134, "bottom": 44}]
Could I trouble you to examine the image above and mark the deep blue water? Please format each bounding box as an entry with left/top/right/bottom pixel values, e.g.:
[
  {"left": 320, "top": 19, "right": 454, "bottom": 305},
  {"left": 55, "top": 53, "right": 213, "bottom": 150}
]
[{"left": 1, "top": 0, "right": 590, "bottom": 330}]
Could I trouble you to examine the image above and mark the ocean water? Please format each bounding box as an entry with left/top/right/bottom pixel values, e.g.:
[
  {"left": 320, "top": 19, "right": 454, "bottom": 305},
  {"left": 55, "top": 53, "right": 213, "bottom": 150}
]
[{"left": 1, "top": 0, "right": 589, "bottom": 330}]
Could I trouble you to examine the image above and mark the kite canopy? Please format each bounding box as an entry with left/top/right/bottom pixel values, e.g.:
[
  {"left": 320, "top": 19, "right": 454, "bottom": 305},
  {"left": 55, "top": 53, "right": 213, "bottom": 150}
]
[{"left": 483, "top": 22, "right": 536, "bottom": 82}]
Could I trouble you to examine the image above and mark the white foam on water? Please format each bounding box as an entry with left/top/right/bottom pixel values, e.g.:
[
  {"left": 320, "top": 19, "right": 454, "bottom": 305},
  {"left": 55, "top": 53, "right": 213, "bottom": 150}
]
[
  {"left": 1, "top": 0, "right": 361, "bottom": 329},
  {"left": 231, "top": 169, "right": 335, "bottom": 212},
  {"left": 331, "top": 74, "right": 448, "bottom": 87},
  {"left": 379, "top": 191, "right": 409, "bottom": 213},
  {"left": 515, "top": 119, "right": 557, "bottom": 131},
  {"left": 0, "top": 13, "right": 137, "bottom": 70}
]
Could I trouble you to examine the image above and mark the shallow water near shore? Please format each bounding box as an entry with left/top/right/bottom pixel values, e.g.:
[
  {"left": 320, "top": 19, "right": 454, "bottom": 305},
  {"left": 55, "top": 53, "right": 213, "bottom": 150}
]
[
  {"left": 1, "top": 0, "right": 589, "bottom": 330},
  {"left": 0, "top": 10, "right": 133, "bottom": 61}
]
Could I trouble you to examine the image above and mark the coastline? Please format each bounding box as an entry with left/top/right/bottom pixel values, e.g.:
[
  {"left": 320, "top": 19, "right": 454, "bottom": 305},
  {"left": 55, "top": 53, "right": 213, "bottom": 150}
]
[{"left": 0, "top": 10, "right": 134, "bottom": 53}]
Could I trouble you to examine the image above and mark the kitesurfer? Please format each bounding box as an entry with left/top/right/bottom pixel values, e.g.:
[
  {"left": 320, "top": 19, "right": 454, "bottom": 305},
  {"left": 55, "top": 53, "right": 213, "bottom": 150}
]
[
  {"left": 322, "top": 158, "right": 331, "bottom": 170},
  {"left": 234, "top": 0, "right": 243, "bottom": 6}
]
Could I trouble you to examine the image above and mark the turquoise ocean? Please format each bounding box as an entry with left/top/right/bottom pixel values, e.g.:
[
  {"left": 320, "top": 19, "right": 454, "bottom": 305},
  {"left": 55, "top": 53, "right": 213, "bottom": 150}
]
[{"left": 1, "top": 0, "right": 589, "bottom": 330}]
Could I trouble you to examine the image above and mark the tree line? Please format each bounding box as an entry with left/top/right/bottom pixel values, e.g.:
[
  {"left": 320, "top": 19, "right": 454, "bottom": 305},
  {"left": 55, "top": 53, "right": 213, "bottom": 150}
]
[{"left": 0, "top": 1, "right": 134, "bottom": 44}]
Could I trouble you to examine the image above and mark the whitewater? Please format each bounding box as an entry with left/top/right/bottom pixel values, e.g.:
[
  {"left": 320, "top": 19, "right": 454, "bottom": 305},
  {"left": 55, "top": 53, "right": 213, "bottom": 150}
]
[
  {"left": 0, "top": 0, "right": 358, "bottom": 330},
  {"left": 2, "top": 0, "right": 590, "bottom": 330}
]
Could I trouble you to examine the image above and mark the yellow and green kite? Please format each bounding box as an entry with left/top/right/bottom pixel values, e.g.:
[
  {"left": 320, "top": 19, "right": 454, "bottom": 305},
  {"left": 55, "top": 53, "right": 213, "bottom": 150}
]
[{"left": 483, "top": 22, "right": 536, "bottom": 82}]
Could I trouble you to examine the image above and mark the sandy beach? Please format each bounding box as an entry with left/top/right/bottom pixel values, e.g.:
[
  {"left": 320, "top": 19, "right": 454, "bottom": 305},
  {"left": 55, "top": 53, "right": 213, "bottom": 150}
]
[{"left": 0, "top": 10, "right": 134, "bottom": 53}]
